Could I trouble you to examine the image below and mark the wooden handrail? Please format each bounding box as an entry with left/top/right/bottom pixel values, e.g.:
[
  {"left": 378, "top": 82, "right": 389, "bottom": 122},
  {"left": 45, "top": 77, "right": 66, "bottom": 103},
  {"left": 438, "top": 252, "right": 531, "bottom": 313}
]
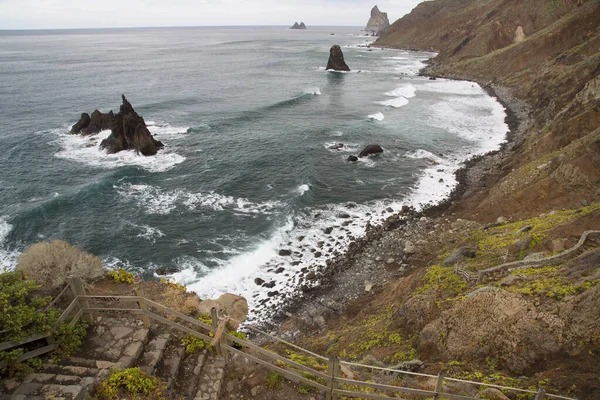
[{"left": 2, "top": 279, "right": 575, "bottom": 400}]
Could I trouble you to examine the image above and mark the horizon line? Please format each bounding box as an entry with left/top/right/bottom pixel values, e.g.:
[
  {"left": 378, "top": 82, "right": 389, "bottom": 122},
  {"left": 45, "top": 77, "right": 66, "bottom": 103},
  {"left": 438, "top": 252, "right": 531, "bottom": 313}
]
[{"left": 0, "top": 24, "right": 365, "bottom": 32}]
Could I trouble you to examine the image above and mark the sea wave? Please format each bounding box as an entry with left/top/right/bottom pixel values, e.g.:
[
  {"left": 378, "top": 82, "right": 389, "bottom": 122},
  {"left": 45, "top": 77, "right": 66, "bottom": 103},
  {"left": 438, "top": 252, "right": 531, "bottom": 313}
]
[
  {"left": 0, "top": 216, "right": 19, "bottom": 272},
  {"left": 115, "top": 183, "right": 282, "bottom": 216},
  {"left": 53, "top": 128, "right": 186, "bottom": 173},
  {"left": 368, "top": 112, "right": 385, "bottom": 121}
]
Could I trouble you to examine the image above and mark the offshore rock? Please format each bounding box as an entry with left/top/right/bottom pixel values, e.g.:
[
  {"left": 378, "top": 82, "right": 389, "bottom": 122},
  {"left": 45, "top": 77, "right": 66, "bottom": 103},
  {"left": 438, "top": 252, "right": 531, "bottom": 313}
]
[
  {"left": 290, "top": 22, "right": 307, "bottom": 29},
  {"left": 364, "top": 5, "right": 390, "bottom": 36},
  {"left": 71, "top": 110, "right": 115, "bottom": 135},
  {"left": 358, "top": 144, "right": 383, "bottom": 157},
  {"left": 99, "top": 95, "right": 164, "bottom": 156},
  {"left": 326, "top": 45, "right": 350, "bottom": 72}
]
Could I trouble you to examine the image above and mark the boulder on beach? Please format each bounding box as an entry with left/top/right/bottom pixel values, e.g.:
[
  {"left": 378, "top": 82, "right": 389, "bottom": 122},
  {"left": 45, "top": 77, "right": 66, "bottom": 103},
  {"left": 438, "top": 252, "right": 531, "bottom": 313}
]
[
  {"left": 71, "top": 110, "right": 115, "bottom": 136},
  {"left": 358, "top": 144, "right": 383, "bottom": 158},
  {"left": 326, "top": 45, "right": 350, "bottom": 72},
  {"left": 99, "top": 95, "right": 164, "bottom": 156}
]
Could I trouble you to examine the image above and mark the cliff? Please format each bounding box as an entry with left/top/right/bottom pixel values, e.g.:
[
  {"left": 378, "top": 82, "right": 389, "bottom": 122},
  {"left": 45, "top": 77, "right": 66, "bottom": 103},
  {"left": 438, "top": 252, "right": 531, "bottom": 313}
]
[
  {"left": 376, "top": 0, "right": 600, "bottom": 220},
  {"left": 270, "top": 1, "right": 600, "bottom": 399},
  {"left": 364, "top": 5, "right": 390, "bottom": 35}
]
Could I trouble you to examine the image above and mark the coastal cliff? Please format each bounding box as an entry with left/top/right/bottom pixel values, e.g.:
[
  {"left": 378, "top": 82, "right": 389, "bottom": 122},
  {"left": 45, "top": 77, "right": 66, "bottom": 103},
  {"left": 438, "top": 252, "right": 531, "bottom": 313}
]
[{"left": 271, "top": 1, "right": 600, "bottom": 398}]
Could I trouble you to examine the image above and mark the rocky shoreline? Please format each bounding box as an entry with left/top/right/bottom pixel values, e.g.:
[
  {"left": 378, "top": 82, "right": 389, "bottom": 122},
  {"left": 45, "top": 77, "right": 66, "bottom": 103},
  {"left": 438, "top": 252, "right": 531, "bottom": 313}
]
[{"left": 259, "top": 65, "right": 532, "bottom": 338}]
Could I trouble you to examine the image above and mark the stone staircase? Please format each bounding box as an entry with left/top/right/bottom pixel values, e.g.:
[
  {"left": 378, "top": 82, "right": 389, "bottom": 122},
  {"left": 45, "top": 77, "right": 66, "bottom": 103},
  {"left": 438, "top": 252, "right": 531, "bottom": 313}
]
[{"left": 0, "top": 316, "right": 226, "bottom": 400}]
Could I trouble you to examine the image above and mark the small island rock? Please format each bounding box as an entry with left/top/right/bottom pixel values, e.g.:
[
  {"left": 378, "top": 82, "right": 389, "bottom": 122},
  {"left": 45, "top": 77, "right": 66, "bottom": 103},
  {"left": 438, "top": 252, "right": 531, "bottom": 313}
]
[
  {"left": 364, "top": 5, "right": 390, "bottom": 36},
  {"left": 290, "top": 22, "right": 307, "bottom": 29},
  {"left": 358, "top": 144, "right": 383, "bottom": 158},
  {"left": 99, "top": 95, "right": 164, "bottom": 156},
  {"left": 326, "top": 45, "right": 350, "bottom": 72}
]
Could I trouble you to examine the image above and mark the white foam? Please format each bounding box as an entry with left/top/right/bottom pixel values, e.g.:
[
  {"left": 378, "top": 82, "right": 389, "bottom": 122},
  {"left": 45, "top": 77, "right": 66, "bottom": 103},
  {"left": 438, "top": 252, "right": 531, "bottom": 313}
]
[
  {"left": 377, "top": 97, "right": 409, "bottom": 108},
  {"left": 296, "top": 184, "right": 310, "bottom": 196},
  {"left": 368, "top": 112, "right": 385, "bottom": 121},
  {"left": 416, "top": 79, "right": 485, "bottom": 95},
  {"left": 125, "top": 221, "right": 165, "bottom": 243},
  {"left": 305, "top": 88, "right": 321, "bottom": 95},
  {"left": 52, "top": 128, "right": 186, "bottom": 173},
  {"left": 0, "top": 216, "right": 19, "bottom": 272},
  {"left": 427, "top": 94, "right": 508, "bottom": 153},
  {"left": 115, "top": 183, "right": 282, "bottom": 216},
  {"left": 384, "top": 84, "right": 416, "bottom": 99}
]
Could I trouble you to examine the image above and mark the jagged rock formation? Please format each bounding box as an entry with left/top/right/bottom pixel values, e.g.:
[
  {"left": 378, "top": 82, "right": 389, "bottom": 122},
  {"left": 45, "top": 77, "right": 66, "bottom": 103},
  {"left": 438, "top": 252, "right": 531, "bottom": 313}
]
[
  {"left": 364, "top": 5, "right": 390, "bottom": 36},
  {"left": 71, "top": 110, "right": 115, "bottom": 136},
  {"left": 326, "top": 45, "right": 350, "bottom": 71},
  {"left": 290, "top": 22, "right": 307, "bottom": 29},
  {"left": 98, "top": 95, "right": 164, "bottom": 156}
]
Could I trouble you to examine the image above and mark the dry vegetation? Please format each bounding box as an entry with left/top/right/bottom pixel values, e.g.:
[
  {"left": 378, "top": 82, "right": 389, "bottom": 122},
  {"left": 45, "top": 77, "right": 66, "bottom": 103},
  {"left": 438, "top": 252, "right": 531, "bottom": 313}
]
[{"left": 16, "top": 240, "right": 104, "bottom": 290}]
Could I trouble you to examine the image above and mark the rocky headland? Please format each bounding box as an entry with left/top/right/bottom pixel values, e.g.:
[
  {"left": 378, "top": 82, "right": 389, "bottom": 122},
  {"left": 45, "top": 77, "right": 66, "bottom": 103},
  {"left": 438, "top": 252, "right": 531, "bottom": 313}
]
[
  {"left": 72, "top": 95, "right": 164, "bottom": 156},
  {"left": 364, "top": 5, "right": 390, "bottom": 36},
  {"left": 326, "top": 45, "right": 350, "bottom": 72},
  {"left": 265, "top": 1, "right": 600, "bottom": 398}
]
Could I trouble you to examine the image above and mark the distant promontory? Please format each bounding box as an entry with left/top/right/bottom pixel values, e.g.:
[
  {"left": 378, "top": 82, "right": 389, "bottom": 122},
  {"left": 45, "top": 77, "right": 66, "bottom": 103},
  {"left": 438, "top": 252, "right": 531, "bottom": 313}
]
[
  {"left": 364, "top": 5, "right": 390, "bottom": 36},
  {"left": 290, "top": 22, "right": 307, "bottom": 30}
]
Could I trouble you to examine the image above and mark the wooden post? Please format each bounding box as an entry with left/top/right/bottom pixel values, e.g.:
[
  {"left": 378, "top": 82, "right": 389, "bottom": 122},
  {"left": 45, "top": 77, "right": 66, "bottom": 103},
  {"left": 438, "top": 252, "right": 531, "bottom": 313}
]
[
  {"left": 534, "top": 389, "right": 546, "bottom": 400},
  {"left": 327, "top": 357, "right": 340, "bottom": 400},
  {"left": 69, "top": 278, "right": 91, "bottom": 322},
  {"left": 135, "top": 287, "right": 150, "bottom": 328},
  {"left": 211, "top": 308, "right": 222, "bottom": 356},
  {"left": 433, "top": 372, "right": 444, "bottom": 399}
]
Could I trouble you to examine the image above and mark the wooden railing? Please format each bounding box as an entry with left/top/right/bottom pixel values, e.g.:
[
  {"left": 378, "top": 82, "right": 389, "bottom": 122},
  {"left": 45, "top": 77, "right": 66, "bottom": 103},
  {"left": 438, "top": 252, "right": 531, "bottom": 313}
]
[
  {"left": 1, "top": 279, "right": 576, "bottom": 399},
  {"left": 0, "top": 280, "right": 83, "bottom": 369}
]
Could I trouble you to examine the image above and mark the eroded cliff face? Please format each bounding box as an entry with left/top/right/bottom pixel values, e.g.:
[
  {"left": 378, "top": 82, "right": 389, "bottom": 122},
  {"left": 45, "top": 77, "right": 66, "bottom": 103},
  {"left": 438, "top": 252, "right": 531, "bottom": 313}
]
[
  {"left": 376, "top": 0, "right": 600, "bottom": 222},
  {"left": 364, "top": 5, "right": 390, "bottom": 35}
]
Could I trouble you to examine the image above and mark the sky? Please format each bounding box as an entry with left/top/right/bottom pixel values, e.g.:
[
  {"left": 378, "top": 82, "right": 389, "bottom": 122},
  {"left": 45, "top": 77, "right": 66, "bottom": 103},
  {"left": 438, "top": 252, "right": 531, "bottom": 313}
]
[{"left": 0, "top": 0, "right": 425, "bottom": 30}]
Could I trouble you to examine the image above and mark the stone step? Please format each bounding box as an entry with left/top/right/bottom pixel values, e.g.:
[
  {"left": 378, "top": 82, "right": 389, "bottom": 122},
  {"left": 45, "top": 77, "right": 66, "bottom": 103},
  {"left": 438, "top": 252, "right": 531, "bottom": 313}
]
[
  {"left": 174, "top": 350, "right": 208, "bottom": 399},
  {"left": 136, "top": 333, "right": 170, "bottom": 376},
  {"left": 10, "top": 382, "right": 85, "bottom": 400},
  {"left": 40, "top": 363, "right": 99, "bottom": 378},
  {"left": 22, "top": 372, "right": 94, "bottom": 387},
  {"left": 194, "top": 354, "right": 226, "bottom": 400},
  {"left": 84, "top": 320, "right": 149, "bottom": 365},
  {"left": 155, "top": 337, "right": 185, "bottom": 390},
  {"left": 59, "top": 357, "right": 116, "bottom": 370}
]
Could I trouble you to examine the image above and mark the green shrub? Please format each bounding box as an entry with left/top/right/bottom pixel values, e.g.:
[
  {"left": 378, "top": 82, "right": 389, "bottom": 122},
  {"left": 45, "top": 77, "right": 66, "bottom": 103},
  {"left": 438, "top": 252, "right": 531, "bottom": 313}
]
[
  {"left": 106, "top": 268, "right": 135, "bottom": 284},
  {"left": 266, "top": 370, "right": 283, "bottom": 390},
  {"left": 181, "top": 334, "right": 211, "bottom": 354},
  {"left": 16, "top": 240, "right": 103, "bottom": 290},
  {"left": 0, "top": 271, "right": 88, "bottom": 377},
  {"left": 95, "top": 367, "right": 167, "bottom": 399}
]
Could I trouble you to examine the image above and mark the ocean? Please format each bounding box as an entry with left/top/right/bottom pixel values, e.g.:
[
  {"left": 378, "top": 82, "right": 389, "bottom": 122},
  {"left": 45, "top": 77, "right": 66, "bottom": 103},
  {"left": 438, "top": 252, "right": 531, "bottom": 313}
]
[{"left": 0, "top": 26, "right": 508, "bottom": 321}]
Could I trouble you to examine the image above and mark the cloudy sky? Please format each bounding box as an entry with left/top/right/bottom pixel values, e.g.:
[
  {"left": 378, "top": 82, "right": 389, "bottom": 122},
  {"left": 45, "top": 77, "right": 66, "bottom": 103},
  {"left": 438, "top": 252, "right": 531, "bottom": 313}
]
[{"left": 0, "top": 0, "right": 425, "bottom": 30}]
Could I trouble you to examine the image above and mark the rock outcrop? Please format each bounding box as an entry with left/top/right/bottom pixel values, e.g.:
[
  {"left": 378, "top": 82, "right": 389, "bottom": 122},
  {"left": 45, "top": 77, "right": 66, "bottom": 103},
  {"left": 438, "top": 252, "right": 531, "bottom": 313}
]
[
  {"left": 71, "top": 110, "right": 115, "bottom": 136},
  {"left": 326, "top": 45, "right": 350, "bottom": 72},
  {"left": 364, "top": 5, "right": 390, "bottom": 36},
  {"left": 290, "top": 22, "right": 307, "bottom": 29},
  {"left": 358, "top": 144, "right": 383, "bottom": 157},
  {"left": 198, "top": 293, "right": 249, "bottom": 330},
  {"left": 99, "top": 95, "right": 164, "bottom": 156}
]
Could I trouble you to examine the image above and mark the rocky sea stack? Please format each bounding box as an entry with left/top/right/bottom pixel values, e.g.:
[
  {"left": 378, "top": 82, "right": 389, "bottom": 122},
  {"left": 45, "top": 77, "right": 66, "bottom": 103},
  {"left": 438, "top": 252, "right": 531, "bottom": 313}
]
[
  {"left": 326, "top": 45, "right": 350, "bottom": 72},
  {"left": 290, "top": 22, "right": 307, "bottom": 29},
  {"left": 364, "top": 5, "right": 390, "bottom": 36},
  {"left": 72, "top": 95, "right": 164, "bottom": 156}
]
